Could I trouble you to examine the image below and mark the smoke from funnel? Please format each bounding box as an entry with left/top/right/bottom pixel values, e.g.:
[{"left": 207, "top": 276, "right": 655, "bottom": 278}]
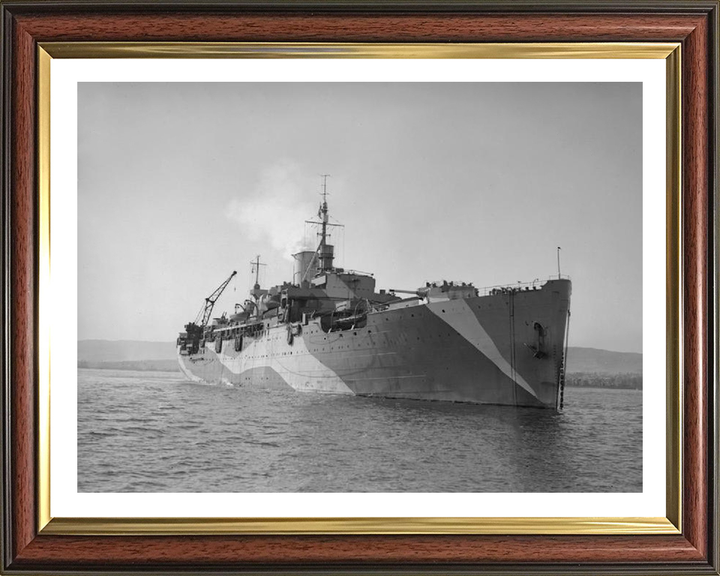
[{"left": 226, "top": 162, "right": 318, "bottom": 259}]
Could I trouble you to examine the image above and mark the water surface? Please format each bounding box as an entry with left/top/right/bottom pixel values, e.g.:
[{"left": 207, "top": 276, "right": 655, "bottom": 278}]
[{"left": 78, "top": 369, "right": 642, "bottom": 492}]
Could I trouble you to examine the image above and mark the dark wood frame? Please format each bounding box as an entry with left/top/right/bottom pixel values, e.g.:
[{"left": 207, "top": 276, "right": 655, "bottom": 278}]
[{"left": 1, "top": 1, "right": 718, "bottom": 573}]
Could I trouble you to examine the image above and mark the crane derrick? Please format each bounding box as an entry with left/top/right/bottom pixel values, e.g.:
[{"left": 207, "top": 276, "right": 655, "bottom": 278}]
[
  {"left": 178, "top": 270, "right": 237, "bottom": 356},
  {"left": 194, "top": 270, "right": 237, "bottom": 328}
]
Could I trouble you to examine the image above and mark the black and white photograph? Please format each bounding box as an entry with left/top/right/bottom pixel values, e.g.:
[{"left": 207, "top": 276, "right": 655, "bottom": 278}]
[{"left": 77, "top": 81, "right": 642, "bottom": 494}]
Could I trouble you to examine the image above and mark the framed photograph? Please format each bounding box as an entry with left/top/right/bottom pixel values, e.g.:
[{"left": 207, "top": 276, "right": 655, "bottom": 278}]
[{"left": 1, "top": 1, "right": 717, "bottom": 574}]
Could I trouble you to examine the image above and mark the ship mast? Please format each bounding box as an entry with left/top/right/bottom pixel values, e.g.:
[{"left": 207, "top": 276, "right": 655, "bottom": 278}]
[
  {"left": 319, "top": 174, "right": 330, "bottom": 258},
  {"left": 304, "top": 175, "right": 343, "bottom": 275},
  {"left": 250, "top": 255, "right": 266, "bottom": 301},
  {"left": 317, "top": 174, "right": 336, "bottom": 272}
]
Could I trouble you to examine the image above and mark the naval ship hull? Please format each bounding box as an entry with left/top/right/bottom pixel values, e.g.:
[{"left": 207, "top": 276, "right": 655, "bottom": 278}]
[{"left": 178, "top": 279, "right": 571, "bottom": 409}]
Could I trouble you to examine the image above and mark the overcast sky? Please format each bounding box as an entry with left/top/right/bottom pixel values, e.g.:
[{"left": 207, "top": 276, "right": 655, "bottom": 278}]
[{"left": 78, "top": 82, "right": 642, "bottom": 353}]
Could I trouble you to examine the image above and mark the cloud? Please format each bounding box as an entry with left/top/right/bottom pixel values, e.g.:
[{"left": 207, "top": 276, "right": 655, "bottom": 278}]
[{"left": 227, "top": 162, "right": 321, "bottom": 259}]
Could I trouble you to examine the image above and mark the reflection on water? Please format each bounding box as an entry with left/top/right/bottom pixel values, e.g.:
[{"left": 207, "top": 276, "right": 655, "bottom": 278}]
[{"left": 78, "top": 369, "right": 642, "bottom": 492}]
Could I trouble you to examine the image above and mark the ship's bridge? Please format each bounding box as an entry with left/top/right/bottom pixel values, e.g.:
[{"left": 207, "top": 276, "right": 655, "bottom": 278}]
[{"left": 311, "top": 271, "right": 376, "bottom": 300}]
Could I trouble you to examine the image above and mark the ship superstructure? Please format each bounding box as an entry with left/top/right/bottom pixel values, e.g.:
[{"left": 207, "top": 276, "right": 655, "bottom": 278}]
[{"left": 177, "top": 182, "right": 572, "bottom": 409}]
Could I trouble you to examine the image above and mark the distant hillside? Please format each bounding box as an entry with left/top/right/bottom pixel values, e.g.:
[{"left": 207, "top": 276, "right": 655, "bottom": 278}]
[
  {"left": 566, "top": 372, "right": 641, "bottom": 390},
  {"left": 78, "top": 340, "right": 176, "bottom": 363},
  {"left": 78, "top": 359, "right": 180, "bottom": 372},
  {"left": 78, "top": 340, "right": 641, "bottom": 376},
  {"left": 565, "top": 347, "right": 642, "bottom": 375}
]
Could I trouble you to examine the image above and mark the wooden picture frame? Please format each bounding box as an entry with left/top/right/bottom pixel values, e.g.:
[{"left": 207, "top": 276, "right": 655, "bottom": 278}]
[{"left": 1, "top": 1, "right": 717, "bottom": 573}]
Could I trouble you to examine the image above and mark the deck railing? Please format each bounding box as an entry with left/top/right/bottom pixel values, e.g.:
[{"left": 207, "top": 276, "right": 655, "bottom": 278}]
[{"left": 475, "top": 275, "right": 571, "bottom": 297}]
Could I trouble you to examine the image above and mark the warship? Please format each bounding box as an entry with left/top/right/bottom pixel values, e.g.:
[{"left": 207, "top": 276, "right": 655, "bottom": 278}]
[{"left": 177, "top": 182, "right": 572, "bottom": 409}]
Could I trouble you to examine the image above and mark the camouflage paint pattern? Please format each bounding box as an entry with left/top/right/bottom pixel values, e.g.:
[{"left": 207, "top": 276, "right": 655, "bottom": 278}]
[{"left": 177, "top": 279, "right": 571, "bottom": 409}]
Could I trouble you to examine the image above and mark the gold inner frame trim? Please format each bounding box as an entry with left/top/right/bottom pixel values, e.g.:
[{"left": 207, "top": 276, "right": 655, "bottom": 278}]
[
  {"left": 37, "top": 46, "right": 52, "bottom": 532},
  {"left": 42, "top": 516, "right": 677, "bottom": 536},
  {"left": 36, "top": 41, "right": 682, "bottom": 536},
  {"left": 665, "top": 45, "right": 682, "bottom": 533},
  {"left": 41, "top": 41, "right": 677, "bottom": 59}
]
